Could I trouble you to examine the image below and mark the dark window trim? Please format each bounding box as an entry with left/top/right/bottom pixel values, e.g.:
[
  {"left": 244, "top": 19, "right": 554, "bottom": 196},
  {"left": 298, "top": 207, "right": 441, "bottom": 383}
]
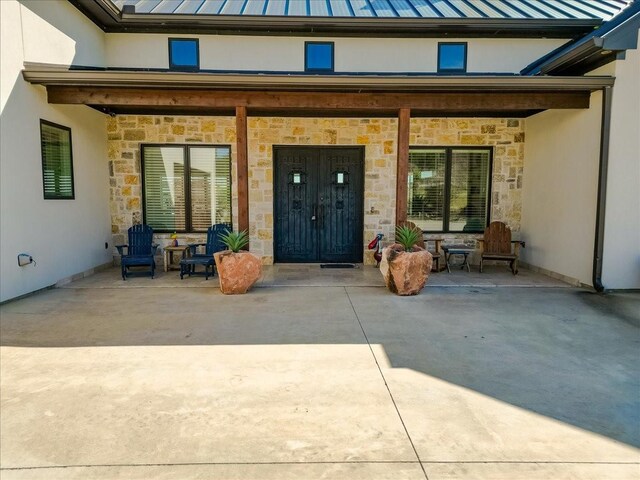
[
  {"left": 40, "top": 119, "right": 75, "bottom": 200},
  {"left": 409, "top": 145, "right": 493, "bottom": 234},
  {"left": 168, "top": 37, "right": 200, "bottom": 71},
  {"left": 304, "top": 41, "right": 335, "bottom": 72},
  {"left": 437, "top": 42, "right": 468, "bottom": 73},
  {"left": 141, "top": 143, "right": 233, "bottom": 233}
]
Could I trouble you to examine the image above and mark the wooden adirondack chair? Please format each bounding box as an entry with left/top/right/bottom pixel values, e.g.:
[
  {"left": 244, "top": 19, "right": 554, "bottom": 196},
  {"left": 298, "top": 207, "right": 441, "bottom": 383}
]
[
  {"left": 116, "top": 224, "right": 158, "bottom": 280},
  {"left": 477, "top": 221, "right": 523, "bottom": 275},
  {"left": 179, "top": 223, "right": 230, "bottom": 280}
]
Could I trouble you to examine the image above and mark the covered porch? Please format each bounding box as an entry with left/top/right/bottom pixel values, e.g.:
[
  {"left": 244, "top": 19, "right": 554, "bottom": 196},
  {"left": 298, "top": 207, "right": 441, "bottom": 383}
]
[{"left": 23, "top": 66, "right": 615, "bottom": 287}]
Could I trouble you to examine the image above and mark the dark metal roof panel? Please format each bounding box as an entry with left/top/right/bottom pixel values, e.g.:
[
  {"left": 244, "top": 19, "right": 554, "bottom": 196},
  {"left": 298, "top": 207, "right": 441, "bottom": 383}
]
[{"left": 110, "top": 0, "right": 630, "bottom": 19}]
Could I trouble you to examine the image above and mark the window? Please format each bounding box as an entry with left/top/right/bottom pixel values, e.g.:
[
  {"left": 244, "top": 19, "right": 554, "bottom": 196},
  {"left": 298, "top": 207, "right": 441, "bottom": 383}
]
[
  {"left": 408, "top": 148, "right": 491, "bottom": 233},
  {"left": 40, "top": 120, "right": 74, "bottom": 199},
  {"left": 438, "top": 42, "right": 467, "bottom": 73},
  {"left": 305, "top": 42, "right": 334, "bottom": 72},
  {"left": 169, "top": 38, "right": 199, "bottom": 71},
  {"left": 142, "top": 145, "right": 232, "bottom": 232}
]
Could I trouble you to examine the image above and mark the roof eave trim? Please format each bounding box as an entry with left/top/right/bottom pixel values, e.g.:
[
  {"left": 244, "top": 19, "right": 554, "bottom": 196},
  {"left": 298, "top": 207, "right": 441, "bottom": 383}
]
[
  {"left": 523, "top": 4, "right": 640, "bottom": 75},
  {"left": 21, "top": 67, "right": 615, "bottom": 92},
  {"left": 68, "top": 0, "right": 602, "bottom": 36}
]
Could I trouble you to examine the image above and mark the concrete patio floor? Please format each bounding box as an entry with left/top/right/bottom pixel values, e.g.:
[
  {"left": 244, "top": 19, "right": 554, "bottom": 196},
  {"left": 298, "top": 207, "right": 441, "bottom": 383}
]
[{"left": 1, "top": 267, "right": 639, "bottom": 479}]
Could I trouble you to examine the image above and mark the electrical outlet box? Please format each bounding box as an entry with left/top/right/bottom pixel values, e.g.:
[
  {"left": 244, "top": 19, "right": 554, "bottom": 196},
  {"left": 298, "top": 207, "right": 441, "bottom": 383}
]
[{"left": 17, "top": 254, "right": 33, "bottom": 267}]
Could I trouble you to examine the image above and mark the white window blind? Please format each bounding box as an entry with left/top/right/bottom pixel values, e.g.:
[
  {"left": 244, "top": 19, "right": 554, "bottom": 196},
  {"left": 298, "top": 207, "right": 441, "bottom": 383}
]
[
  {"left": 408, "top": 147, "right": 491, "bottom": 233},
  {"left": 407, "top": 149, "right": 446, "bottom": 231},
  {"left": 41, "top": 121, "right": 74, "bottom": 199},
  {"left": 189, "top": 146, "right": 232, "bottom": 231},
  {"left": 450, "top": 149, "right": 491, "bottom": 232},
  {"left": 142, "top": 145, "right": 231, "bottom": 232},
  {"left": 143, "top": 146, "right": 186, "bottom": 231}
]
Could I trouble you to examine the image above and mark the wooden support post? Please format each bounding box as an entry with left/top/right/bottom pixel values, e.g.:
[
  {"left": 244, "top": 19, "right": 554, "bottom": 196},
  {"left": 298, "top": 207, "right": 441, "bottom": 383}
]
[
  {"left": 236, "top": 106, "right": 249, "bottom": 238},
  {"left": 396, "top": 107, "right": 410, "bottom": 226}
]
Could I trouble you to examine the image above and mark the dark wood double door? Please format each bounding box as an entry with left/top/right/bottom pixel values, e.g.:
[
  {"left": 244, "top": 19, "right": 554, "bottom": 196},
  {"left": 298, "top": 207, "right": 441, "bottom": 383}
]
[{"left": 274, "top": 146, "right": 364, "bottom": 263}]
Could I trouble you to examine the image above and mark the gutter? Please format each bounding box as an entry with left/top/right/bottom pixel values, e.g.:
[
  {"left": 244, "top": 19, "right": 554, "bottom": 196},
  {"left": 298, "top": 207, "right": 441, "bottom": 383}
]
[
  {"left": 593, "top": 86, "right": 613, "bottom": 292},
  {"left": 21, "top": 66, "right": 616, "bottom": 92}
]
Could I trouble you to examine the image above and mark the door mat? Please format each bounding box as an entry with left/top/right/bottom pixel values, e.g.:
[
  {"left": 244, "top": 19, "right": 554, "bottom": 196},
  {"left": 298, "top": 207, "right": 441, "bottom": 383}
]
[{"left": 320, "top": 264, "right": 356, "bottom": 269}]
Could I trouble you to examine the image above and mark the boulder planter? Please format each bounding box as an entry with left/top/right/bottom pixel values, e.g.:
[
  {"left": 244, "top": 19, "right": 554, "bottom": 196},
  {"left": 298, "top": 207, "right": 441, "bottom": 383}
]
[
  {"left": 214, "top": 229, "right": 262, "bottom": 295},
  {"left": 214, "top": 250, "right": 262, "bottom": 294},
  {"left": 380, "top": 226, "right": 433, "bottom": 296}
]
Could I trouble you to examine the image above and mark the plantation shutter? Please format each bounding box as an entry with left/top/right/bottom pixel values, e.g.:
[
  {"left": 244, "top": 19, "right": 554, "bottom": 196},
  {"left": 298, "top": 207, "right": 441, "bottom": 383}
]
[
  {"left": 407, "top": 149, "right": 447, "bottom": 231},
  {"left": 213, "top": 147, "right": 232, "bottom": 226},
  {"left": 449, "top": 150, "right": 491, "bottom": 233},
  {"left": 189, "top": 147, "right": 215, "bottom": 231},
  {"left": 41, "top": 122, "right": 73, "bottom": 199},
  {"left": 189, "top": 146, "right": 231, "bottom": 231},
  {"left": 142, "top": 146, "right": 186, "bottom": 231}
]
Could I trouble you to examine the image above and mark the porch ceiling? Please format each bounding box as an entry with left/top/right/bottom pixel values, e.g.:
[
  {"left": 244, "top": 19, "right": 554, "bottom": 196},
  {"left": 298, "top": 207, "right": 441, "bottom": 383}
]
[{"left": 23, "top": 66, "right": 614, "bottom": 117}]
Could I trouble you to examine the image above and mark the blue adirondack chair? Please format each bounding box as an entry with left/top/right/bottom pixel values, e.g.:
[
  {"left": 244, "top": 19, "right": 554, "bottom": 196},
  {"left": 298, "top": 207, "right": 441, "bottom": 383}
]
[
  {"left": 116, "top": 224, "right": 159, "bottom": 280},
  {"left": 180, "top": 223, "right": 231, "bottom": 280}
]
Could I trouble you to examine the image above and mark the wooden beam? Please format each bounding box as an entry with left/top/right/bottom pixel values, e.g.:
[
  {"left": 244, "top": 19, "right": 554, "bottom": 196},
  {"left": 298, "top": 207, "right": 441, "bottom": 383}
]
[
  {"left": 396, "top": 108, "right": 410, "bottom": 226},
  {"left": 235, "top": 106, "right": 249, "bottom": 237},
  {"left": 47, "top": 87, "right": 591, "bottom": 111}
]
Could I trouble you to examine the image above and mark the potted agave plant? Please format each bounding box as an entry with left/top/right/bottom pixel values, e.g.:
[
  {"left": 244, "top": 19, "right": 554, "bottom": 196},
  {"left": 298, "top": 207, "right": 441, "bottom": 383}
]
[
  {"left": 380, "top": 225, "right": 433, "bottom": 296},
  {"left": 213, "top": 230, "right": 262, "bottom": 295}
]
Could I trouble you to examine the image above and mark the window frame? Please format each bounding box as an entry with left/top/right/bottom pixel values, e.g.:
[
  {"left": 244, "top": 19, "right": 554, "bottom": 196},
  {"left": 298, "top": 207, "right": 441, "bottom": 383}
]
[
  {"left": 40, "top": 119, "right": 75, "bottom": 200},
  {"left": 437, "top": 42, "right": 468, "bottom": 73},
  {"left": 168, "top": 38, "right": 200, "bottom": 71},
  {"left": 408, "top": 146, "right": 493, "bottom": 234},
  {"left": 304, "top": 41, "right": 335, "bottom": 73},
  {"left": 140, "top": 143, "right": 233, "bottom": 233}
]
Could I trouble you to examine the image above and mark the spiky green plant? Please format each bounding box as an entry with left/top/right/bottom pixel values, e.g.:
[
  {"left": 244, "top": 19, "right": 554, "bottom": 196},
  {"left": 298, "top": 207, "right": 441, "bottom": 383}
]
[
  {"left": 395, "top": 225, "right": 421, "bottom": 252},
  {"left": 219, "top": 229, "right": 249, "bottom": 253}
]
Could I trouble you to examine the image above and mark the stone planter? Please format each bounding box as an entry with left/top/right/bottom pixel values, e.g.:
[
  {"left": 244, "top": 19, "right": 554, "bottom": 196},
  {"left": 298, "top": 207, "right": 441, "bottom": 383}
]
[
  {"left": 213, "top": 250, "right": 262, "bottom": 295},
  {"left": 380, "top": 244, "right": 433, "bottom": 296}
]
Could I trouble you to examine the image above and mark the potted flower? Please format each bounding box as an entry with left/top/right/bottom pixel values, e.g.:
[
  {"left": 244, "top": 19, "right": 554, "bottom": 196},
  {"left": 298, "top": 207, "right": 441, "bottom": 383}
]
[
  {"left": 170, "top": 232, "right": 179, "bottom": 246},
  {"left": 213, "top": 230, "right": 262, "bottom": 294},
  {"left": 380, "top": 225, "right": 433, "bottom": 295}
]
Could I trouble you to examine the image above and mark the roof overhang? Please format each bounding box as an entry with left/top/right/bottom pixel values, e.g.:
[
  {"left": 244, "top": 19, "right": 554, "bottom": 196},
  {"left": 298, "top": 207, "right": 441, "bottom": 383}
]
[
  {"left": 523, "top": 1, "right": 640, "bottom": 75},
  {"left": 68, "top": 0, "right": 602, "bottom": 38},
  {"left": 22, "top": 65, "right": 615, "bottom": 92},
  {"left": 22, "top": 65, "right": 614, "bottom": 118}
]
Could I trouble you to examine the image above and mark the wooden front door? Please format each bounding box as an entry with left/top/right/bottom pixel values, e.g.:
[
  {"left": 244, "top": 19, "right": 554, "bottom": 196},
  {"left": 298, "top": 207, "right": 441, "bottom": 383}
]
[{"left": 274, "top": 146, "right": 364, "bottom": 263}]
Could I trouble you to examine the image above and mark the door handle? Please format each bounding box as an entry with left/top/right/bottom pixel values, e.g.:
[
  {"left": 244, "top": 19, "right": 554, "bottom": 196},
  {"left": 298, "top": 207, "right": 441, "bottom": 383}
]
[{"left": 311, "top": 204, "right": 317, "bottom": 221}]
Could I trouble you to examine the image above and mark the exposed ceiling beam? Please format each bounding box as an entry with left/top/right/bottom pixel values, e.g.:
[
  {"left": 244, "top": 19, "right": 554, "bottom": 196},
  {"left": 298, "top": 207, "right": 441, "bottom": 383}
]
[{"left": 46, "top": 86, "right": 592, "bottom": 112}]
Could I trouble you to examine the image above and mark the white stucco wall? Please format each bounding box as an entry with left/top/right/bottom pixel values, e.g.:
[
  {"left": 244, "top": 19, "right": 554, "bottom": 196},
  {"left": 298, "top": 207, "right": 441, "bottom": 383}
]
[
  {"left": 600, "top": 36, "right": 640, "bottom": 289},
  {"left": 19, "top": 0, "right": 106, "bottom": 67},
  {"left": 521, "top": 92, "right": 603, "bottom": 286},
  {"left": 1, "top": 0, "right": 111, "bottom": 302},
  {"left": 106, "top": 34, "right": 566, "bottom": 73}
]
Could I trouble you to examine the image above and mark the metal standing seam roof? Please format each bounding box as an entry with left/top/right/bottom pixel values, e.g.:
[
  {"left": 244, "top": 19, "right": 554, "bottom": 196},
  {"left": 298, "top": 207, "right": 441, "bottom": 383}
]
[{"left": 111, "top": 0, "right": 630, "bottom": 21}]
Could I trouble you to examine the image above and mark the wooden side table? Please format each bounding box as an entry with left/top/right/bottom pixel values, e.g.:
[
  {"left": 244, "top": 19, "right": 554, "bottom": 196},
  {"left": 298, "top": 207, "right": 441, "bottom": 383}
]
[{"left": 163, "top": 245, "right": 189, "bottom": 272}]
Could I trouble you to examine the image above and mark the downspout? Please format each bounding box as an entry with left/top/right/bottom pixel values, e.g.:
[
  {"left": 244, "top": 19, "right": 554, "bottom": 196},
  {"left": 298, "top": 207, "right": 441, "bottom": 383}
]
[{"left": 593, "top": 86, "right": 613, "bottom": 292}]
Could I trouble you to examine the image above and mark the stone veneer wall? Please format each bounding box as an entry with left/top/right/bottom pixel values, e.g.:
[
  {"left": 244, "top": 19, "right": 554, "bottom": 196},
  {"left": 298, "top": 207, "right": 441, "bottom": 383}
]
[
  {"left": 107, "top": 115, "right": 238, "bottom": 253},
  {"left": 107, "top": 115, "right": 524, "bottom": 266}
]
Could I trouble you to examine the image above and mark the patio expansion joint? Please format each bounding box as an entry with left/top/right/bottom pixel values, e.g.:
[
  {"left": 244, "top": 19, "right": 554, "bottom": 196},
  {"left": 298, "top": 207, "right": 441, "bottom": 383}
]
[
  {"left": 2, "top": 460, "right": 637, "bottom": 472},
  {"left": 344, "top": 286, "right": 431, "bottom": 480}
]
